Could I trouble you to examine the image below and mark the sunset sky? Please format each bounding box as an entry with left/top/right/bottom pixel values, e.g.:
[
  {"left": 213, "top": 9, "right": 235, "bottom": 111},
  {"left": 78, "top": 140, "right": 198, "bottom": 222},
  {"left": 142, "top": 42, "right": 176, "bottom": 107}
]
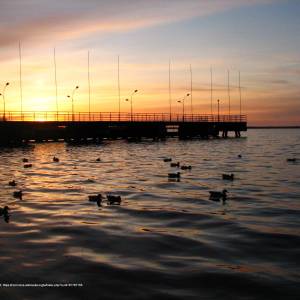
[{"left": 0, "top": 0, "right": 299, "bottom": 125}]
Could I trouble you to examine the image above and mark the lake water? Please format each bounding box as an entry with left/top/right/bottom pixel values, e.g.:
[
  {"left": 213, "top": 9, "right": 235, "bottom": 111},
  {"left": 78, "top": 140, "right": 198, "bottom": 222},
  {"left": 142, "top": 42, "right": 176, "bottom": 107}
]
[{"left": 0, "top": 129, "right": 299, "bottom": 299}]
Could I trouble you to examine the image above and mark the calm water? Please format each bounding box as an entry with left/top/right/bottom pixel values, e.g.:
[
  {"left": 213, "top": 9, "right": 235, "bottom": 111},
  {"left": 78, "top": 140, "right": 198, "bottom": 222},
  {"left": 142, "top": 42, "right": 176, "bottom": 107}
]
[{"left": 0, "top": 129, "right": 299, "bottom": 300}]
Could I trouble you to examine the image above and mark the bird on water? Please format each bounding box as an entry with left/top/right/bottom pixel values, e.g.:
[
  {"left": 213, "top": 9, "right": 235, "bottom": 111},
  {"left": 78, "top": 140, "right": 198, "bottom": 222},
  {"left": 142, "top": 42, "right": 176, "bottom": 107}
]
[
  {"left": 107, "top": 195, "right": 122, "bottom": 205},
  {"left": 88, "top": 194, "right": 103, "bottom": 206},
  {"left": 13, "top": 190, "right": 23, "bottom": 200},
  {"left": 9, "top": 180, "right": 17, "bottom": 187},
  {"left": 222, "top": 173, "right": 234, "bottom": 180},
  {"left": 209, "top": 189, "right": 228, "bottom": 202},
  {"left": 168, "top": 172, "right": 181, "bottom": 179},
  {"left": 0, "top": 206, "right": 9, "bottom": 216},
  {"left": 181, "top": 165, "right": 192, "bottom": 170},
  {"left": 0, "top": 206, "right": 10, "bottom": 223},
  {"left": 170, "top": 162, "right": 180, "bottom": 168},
  {"left": 163, "top": 158, "right": 172, "bottom": 162}
]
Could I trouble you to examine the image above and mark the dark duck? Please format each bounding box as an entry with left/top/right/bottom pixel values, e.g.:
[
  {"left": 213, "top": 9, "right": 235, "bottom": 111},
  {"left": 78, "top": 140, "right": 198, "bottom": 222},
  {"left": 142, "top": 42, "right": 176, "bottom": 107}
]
[
  {"left": 181, "top": 165, "right": 192, "bottom": 170},
  {"left": 0, "top": 206, "right": 10, "bottom": 223},
  {"left": 222, "top": 173, "right": 234, "bottom": 180},
  {"left": 9, "top": 180, "right": 17, "bottom": 187},
  {"left": 170, "top": 162, "right": 180, "bottom": 168},
  {"left": 163, "top": 158, "right": 172, "bottom": 162},
  {"left": 209, "top": 189, "right": 228, "bottom": 202},
  {"left": 88, "top": 194, "right": 103, "bottom": 206},
  {"left": 107, "top": 195, "right": 122, "bottom": 205},
  {"left": 168, "top": 172, "right": 181, "bottom": 179},
  {"left": 13, "top": 190, "right": 23, "bottom": 200}
]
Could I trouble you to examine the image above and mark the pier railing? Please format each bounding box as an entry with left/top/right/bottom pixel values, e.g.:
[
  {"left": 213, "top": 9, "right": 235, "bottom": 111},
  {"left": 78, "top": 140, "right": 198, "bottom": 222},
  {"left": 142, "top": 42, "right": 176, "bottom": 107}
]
[{"left": 0, "top": 111, "right": 246, "bottom": 123}]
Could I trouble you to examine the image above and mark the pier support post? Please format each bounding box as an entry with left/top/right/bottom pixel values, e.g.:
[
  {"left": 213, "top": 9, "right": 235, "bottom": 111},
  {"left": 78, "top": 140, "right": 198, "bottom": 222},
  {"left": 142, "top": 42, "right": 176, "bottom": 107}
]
[
  {"left": 222, "top": 130, "right": 228, "bottom": 138},
  {"left": 235, "top": 130, "right": 241, "bottom": 138}
]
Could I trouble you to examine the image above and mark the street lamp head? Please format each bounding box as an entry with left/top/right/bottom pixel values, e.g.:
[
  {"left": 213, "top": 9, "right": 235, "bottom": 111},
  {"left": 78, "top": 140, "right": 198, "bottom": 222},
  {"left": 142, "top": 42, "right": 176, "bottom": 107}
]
[
  {"left": 177, "top": 100, "right": 181, "bottom": 103},
  {"left": 76, "top": 86, "right": 79, "bottom": 89},
  {"left": 125, "top": 98, "right": 129, "bottom": 102},
  {"left": 6, "top": 82, "right": 9, "bottom": 86},
  {"left": 134, "top": 89, "right": 138, "bottom": 93},
  {"left": 67, "top": 95, "right": 70, "bottom": 98},
  {"left": 0, "top": 93, "right": 2, "bottom": 96},
  {"left": 186, "top": 93, "right": 190, "bottom": 96}
]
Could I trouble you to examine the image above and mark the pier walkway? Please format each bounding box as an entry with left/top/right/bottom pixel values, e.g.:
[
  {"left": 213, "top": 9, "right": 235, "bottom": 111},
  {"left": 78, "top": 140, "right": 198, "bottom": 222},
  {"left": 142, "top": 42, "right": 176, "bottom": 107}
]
[{"left": 0, "top": 111, "right": 247, "bottom": 144}]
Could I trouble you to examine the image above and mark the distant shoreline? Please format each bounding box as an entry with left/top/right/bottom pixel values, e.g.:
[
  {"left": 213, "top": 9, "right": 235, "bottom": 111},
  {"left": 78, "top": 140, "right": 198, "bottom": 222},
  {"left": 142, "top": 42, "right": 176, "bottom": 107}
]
[{"left": 248, "top": 126, "right": 300, "bottom": 129}]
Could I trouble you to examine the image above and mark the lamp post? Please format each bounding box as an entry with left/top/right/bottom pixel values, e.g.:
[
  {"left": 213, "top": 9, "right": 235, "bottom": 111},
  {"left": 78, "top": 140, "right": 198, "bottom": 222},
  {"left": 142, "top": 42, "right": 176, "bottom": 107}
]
[
  {"left": 217, "top": 99, "right": 220, "bottom": 122},
  {"left": 0, "top": 82, "right": 9, "bottom": 121},
  {"left": 125, "top": 89, "right": 138, "bottom": 121},
  {"left": 177, "top": 93, "right": 190, "bottom": 122},
  {"left": 67, "top": 85, "right": 79, "bottom": 121}
]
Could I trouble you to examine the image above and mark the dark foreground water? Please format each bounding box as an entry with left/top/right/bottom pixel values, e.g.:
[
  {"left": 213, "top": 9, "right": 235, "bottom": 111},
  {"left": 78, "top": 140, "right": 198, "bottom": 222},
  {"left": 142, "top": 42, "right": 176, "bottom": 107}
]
[{"left": 0, "top": 129, "right": 299, "bottom": 300}]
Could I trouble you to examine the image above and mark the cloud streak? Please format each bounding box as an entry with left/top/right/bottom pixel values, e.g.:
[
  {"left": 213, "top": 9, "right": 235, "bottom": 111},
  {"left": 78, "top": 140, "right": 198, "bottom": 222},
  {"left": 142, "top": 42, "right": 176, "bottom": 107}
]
[{"left": 0, "top": 0, "right": 276, "bottom": 49}]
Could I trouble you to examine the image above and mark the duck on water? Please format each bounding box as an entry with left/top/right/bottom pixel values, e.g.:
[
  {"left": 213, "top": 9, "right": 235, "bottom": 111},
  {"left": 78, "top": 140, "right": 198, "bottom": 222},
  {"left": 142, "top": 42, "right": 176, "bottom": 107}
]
[{"left": 209, "top": 189, "right": 228, "bottom": 202}]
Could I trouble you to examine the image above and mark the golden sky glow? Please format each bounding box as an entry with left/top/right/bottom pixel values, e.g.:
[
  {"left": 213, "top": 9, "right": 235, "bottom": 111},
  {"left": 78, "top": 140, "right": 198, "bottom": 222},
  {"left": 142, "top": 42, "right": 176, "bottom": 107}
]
[{"left": 0, "top": 0, "right": 299, "bottom": 125}]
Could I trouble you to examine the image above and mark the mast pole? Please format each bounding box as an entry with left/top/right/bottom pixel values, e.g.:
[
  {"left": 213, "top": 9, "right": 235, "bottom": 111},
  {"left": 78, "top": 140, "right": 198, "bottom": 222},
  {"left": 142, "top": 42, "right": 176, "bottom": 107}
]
[
  {"left": 54, "top": 48, "right": 58, "bottom": 120},
  {"left": 239, "top": 70, "right": 242, "bottom": 119},
  {"left": 210, "top": 66, "right": 213, "bottom": 115},
  {"left": 190, "top": 64, "right": 193, "bottom": 118},
  {"left": 88, "top": 51, "right": 91, "bottom": 120},
  {"left": 19, "top": 41, "right": 23, "bottom": 120},
  {"left": 118, "top": 55, "right": 121, "bottom": 121},
  {"left": 169, "top": 59, "right": 172, "bottom": 121},
  {"left": 227, "top": 69, "right": 231, "bottom": 116}
]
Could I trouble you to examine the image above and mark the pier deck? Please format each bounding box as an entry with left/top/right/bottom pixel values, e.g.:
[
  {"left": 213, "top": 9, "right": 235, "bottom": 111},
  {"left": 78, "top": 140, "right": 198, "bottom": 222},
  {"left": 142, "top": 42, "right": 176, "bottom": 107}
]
[{"left": 0, "top": 112, "right": 247, "bottom": 144}]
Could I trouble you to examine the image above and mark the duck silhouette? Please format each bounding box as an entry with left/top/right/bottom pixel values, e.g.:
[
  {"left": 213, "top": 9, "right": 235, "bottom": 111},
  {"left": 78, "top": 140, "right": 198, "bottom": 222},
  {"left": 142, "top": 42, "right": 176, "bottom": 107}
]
[
  {"left": 170, "top": 162, "right": 180, "bottom": 168},
  {"left": 96, "top": 158, "right": 101, "bottom": 162},
  {"left": 9, "top": 180, "right": 17, "bottom": 187},
  {"left": 88, "top": 194, "right": 103, "bottom": 206},
  {"left": 24, "top": 164, "right": 32, "bottom": 168},
  {"left": 222, "top": 174, "right": 234, "bottom": 180},
  {"left": 163, "top": 158, "right": 172, "bottom": 162},
  {"left": 22, "top": 158, "right": 29, "bottom": 163},
  {"left": 168, "top": 172, "right": 181, "bottom": 179},
  {"left": 53, "top": 156, "right": 59, "bottom": 162},
  {"left": 0, "top": 206, "right": 9, "bottom": 216},
  {"left": 209, "top": 189, "right": 228, "bottom": 202},
  {"left": 287, "top": 158, "right": 297, "bottom": 162},
  {"left": 13, "top": 190, "right": 23, "bottom": 200},
  {"left": 181, "top": 165, "right": 192, "bottom": 170},
  {"left": 0, "top": 206, "right": 10, "bottom": 223},
  {"left": 107, "top": 195, "right": 121, "bottom": 205}
]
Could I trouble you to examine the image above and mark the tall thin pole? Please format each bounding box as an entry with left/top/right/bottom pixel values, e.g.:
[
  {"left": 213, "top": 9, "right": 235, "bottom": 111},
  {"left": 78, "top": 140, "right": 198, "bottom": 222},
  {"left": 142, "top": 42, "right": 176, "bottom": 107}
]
[
  {"left": 130, "top": 95, "right": 133, "bottom": 122},
  {"left": 118, "top": 55, "right": 121, "bottom": 121},
  {"left": 217, "top": 99, "right": 220, "bottom": 122},
  {"left": 53, "top": 48, "right": 58, "bottom": 121},
  {"left": 190, "top": 64, "right": 193, "bottom": 117},
  {"left": 238, "top": 71, "right": 242, "bottom": 117},
  {"left": 210, "top": 66, "right": 213, "bottom": 115},
  {"left": 19, "top": 41, "right": 23, "bottom": 120},
  {"left": 1, "top": 83, "right": 9, "bottom": 120},
  {"left": 168, "top": 59, "right": 171, "bottom": 121},
  {"left": 88, "top": 51, "right": 91, "bottom": 120},
  {"left": 227, "top": 69, "right": 231, "bottom": 116}
]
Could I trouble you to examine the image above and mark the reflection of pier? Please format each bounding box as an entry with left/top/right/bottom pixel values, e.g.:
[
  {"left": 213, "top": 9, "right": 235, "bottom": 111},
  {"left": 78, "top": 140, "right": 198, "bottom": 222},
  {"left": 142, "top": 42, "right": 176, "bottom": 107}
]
[{"left": 0, "top": 111, "right": 247, "bottom": 144}]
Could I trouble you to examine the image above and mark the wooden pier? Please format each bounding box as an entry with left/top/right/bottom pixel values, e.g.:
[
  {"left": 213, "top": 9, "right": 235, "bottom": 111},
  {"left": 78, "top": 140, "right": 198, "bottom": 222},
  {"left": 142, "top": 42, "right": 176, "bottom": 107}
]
[{"left": 0, "top": 111, "right": 247, "bottom": 144}]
